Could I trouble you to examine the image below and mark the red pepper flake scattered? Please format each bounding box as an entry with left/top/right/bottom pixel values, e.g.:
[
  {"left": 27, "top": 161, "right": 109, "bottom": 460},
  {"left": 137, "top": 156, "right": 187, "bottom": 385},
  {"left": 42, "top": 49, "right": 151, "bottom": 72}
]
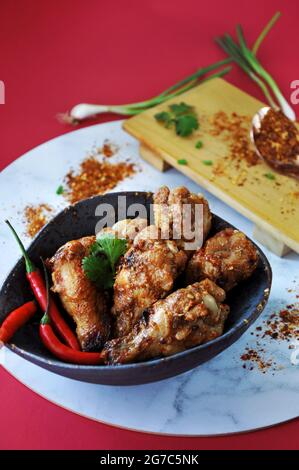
[
  {"left": 24, "top": 204, "right": 53, "bottom": 238},
  {"left": 210, "top": 111, "right": 260, "bottom": 169},
  {"left": 63, "top": 156, "right": 136, "bottom": 204},
  {"left": 99, "top": 140, "right": 119, "bottom": 158},
  {"left": 240, "top": 294, "right": 299, "bottom": 373},
  {"left": 241, "top": 348, "right": 272, "bottom": 372}
]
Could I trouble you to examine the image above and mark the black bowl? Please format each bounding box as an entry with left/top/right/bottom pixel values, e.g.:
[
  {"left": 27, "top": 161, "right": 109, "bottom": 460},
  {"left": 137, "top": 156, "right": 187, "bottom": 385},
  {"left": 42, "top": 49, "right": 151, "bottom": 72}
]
[{"left": 0, "top": 192, "right": 272, "bottom": 385}]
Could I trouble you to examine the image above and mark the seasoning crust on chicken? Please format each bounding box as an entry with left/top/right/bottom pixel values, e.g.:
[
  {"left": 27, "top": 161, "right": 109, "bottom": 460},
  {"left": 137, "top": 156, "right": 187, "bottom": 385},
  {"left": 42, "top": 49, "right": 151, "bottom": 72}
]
[
  {"left": 104, "top": 279, "right": 229, "bottom": 364},
  {"left": 48, "top": 236, "right": 111, "bottom": 351},
  {"left": 112, "top": 225, "right": 188, "bottom": 337},
  {"left": 153, "top": 186, "right": 212, "bottom": 253},
  {"left": 186, "top": 228, "right": 259, "bottom": 291}
]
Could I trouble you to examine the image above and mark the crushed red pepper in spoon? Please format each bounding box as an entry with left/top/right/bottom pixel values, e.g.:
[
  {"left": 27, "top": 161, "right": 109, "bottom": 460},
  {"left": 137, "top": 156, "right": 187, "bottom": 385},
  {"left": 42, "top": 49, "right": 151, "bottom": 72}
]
[{"left": 253, "top": 108, "right": 299, "bottom": 179}]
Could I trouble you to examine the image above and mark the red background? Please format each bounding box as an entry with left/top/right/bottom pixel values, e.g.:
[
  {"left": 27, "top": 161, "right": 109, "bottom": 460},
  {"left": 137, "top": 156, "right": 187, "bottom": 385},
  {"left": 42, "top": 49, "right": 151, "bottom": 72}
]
[{"left": 0, "top": 0, "right": 298, "bottom": 450}]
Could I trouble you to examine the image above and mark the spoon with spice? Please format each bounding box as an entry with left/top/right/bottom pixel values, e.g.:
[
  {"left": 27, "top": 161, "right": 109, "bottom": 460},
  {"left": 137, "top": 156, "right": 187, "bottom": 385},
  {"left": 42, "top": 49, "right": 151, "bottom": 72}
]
[{"left": 250, "top": 107, "right": 299, "bottom": 179}]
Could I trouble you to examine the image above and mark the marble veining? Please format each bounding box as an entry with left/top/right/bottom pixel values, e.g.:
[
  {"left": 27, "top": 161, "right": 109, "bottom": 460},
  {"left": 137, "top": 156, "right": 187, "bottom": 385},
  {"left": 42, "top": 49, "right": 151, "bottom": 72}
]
[{"left": 0, "top": 120, "right": 298, "bottom": 435}]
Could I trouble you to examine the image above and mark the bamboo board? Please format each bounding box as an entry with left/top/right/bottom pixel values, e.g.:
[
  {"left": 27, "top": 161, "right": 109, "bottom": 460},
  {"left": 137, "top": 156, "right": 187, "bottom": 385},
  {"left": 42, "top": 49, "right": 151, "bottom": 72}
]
[{"left": 123, "top": 78, "right": 299, "bottom": 256}]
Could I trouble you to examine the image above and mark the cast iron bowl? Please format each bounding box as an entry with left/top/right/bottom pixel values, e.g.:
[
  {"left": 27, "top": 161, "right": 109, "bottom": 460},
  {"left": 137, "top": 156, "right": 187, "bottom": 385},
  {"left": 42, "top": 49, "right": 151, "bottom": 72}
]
[{"left": 0, "top": 192, "right": 272, "bottom": 386}]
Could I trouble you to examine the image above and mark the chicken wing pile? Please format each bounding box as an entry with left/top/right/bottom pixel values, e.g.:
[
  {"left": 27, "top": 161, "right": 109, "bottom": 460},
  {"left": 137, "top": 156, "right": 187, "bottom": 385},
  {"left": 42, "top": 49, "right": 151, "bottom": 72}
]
[{"left": 48, "top": 186, "right": 259, "bottom": 364}]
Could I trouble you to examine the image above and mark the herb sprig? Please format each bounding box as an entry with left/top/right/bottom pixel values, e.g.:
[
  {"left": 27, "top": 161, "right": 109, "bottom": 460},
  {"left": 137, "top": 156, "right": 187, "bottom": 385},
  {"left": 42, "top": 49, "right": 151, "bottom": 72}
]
[
  {"left": 82, "top": 235, "right": 127, "bottom": 289},
  {"left": 155, "top": 102, "right": 199, "bottom": 137}
]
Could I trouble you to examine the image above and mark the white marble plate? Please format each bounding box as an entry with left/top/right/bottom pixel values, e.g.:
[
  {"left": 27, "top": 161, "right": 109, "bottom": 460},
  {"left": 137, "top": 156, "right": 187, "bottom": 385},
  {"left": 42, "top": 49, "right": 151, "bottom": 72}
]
[{"left": 0, "top": 121, "right": 298, "bottom": 436}]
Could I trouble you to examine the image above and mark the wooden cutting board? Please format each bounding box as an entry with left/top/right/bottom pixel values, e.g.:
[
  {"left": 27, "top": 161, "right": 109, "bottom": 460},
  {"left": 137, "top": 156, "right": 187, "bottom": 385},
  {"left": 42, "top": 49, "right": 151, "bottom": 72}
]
[{"left": 123, "top": 78, "right": 299, "bottom": 256}]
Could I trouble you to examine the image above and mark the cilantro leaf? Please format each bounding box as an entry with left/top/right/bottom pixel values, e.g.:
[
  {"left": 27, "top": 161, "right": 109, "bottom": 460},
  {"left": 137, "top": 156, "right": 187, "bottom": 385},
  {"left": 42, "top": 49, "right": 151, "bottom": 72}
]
[
  {"left": 154, "top": 111, "right": 173, "bottom": 127},
  {"left": 82, "top": 236, "right": 127, "bottom": 289},
  {"left": 169, "top": 102, "right": 193, "bottom": 116},
  {"left": 82, "top": 255, "right": 114, "bottom": 289},
  {"left": 96, "top": 235, "right": 127, "bottom": 271},
  {"left": 154, "top": 101, "right": 199, "bottom": 138},
  {"left": 88, "top": 241, "right": 103, "bottom": 256},
  {"left": 175, "top": 114, "right": 199, "bottom": 137}
]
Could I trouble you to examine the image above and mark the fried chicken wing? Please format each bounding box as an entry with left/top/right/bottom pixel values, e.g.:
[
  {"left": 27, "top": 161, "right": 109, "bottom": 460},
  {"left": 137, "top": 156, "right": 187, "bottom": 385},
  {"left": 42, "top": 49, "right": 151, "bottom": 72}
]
[
  {"left": 104, "top": 279, "right": 229, "bottom": 364},
  {"left": 112, "top": 225, "right": 188, "bottom": 337},
  {"left": 186, "top": 228, "right": 259, "bottom": 291},
  {"left": 48, "top": 236, "right": 111, "bottom": 351},
  {"left": 153, "top": 186, "right": 212, "bottom": 253}
]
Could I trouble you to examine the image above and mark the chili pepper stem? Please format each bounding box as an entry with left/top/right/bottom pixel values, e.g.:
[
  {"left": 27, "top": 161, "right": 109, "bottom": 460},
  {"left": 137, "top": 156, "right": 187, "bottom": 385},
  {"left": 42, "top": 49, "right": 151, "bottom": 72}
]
[
  {"left": 41, "top": 312, "right": 50, "bottom": 325},
  {"left": 5, "top": 220, "right": 35, "bottom": 273},
  {"left": 41, "top": 258, "right": 51, "bottom": 325}
]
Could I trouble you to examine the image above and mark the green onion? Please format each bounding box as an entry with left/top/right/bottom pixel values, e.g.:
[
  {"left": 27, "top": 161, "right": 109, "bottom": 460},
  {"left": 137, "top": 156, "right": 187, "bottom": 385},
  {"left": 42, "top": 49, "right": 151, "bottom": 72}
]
[
  {"left": 202, "top": 160, "right": 213, "bottom": 166},
  {"left": 252, "top": 12, "right": 281, "bottom": 55},
  {"left": 216, "top": 12, "right": 296, "bottom": 121},
  {"left": 61, "top": 60, "right": 231, "bottom": 123},
  {"left": 177, "top": 159, "right": 188, "bottom": 165},
  {"left": 195, "top": 140, "right": 203, "bottom": 149},
  {"left": 56, "top": 185, "right": 64, "bottom": 195},
  {"left": 264, "top": 172, "right": 276, "bottom": 180}
]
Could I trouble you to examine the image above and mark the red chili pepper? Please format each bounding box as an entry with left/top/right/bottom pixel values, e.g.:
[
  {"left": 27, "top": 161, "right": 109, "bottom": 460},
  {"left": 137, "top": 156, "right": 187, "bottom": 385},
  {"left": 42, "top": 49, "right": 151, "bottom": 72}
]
[
  {"left": 5, "top": 220, "right": 80, "bottom": 351},
  {"left": 0, "top": 300, "right": 37, "bottom": 345},
  {"left": 39, "top": 322, "right": 105, "bottom": 364},
  {"left": 39, "top": 261, "right": 105, "bottom": 365}
]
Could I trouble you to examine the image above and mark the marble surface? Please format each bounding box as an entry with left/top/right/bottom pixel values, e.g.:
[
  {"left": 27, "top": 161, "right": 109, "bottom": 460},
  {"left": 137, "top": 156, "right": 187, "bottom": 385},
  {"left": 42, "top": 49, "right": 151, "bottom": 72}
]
[{"left": 0, "top": 120, "right": 298, "bottom": 435}]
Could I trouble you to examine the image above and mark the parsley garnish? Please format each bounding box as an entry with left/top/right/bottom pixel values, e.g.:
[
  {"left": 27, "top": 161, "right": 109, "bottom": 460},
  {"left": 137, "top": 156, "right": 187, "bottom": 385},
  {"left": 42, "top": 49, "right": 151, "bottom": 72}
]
[
  {"left": 154, "top": 102, "right": 199, "bottom": 137},
  {"left": 169, "top": 102, "right": 193, "bottom": 115},
  {"left": 202, "top": 160, "right": 213, "bottom": 166},
  {"left": 154, "top": 111, "right": 173, "bottom": 128},
  {"left": 175, "top": 114, "right": 198, "bottom": 137},
  {"left": 177, "top": 159, "right": 188, "bottom": 165},
  {"left": 56, "top": 185, "right": 64, "bottom": 195},
  {"left": 195, "top": 140, "right": 203, "bottom": 149},
  {"left": 82, "top": 235, "right": 127, "bottom": 289}
]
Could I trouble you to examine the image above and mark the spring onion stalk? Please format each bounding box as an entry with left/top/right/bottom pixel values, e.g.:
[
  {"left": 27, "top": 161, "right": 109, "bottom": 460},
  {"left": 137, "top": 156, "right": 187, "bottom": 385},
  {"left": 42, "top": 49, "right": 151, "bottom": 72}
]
[
  {"left": 216, "top": 12, "right": 296, "bottom": 121},
  {"left": 61, "top": 59, "right": 231, "bottom": 123},
  {"left": 252, "top": 11, "right": 281, "bottom": 56},
  {"left": 215, "top": 36, "right": 278, "bottom": 110}
]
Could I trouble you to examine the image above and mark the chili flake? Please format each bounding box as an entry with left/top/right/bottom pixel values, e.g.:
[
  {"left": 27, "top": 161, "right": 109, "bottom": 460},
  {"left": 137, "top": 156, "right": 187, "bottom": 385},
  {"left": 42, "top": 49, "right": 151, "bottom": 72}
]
[
  {"left": 63, "top": 156, "right": 136, "bottom": 204},
  {"left": 98, "top": 140, "right": 119, "bottom": 158},
  {"left": 24, "top": 204, "right": 53, "bottom": 238},
  {"left": 240, "top": 296, "right": 299, "bottom": 373},
  {"left": 210, "top": 111, "right": 259, "bottom": 168}
]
